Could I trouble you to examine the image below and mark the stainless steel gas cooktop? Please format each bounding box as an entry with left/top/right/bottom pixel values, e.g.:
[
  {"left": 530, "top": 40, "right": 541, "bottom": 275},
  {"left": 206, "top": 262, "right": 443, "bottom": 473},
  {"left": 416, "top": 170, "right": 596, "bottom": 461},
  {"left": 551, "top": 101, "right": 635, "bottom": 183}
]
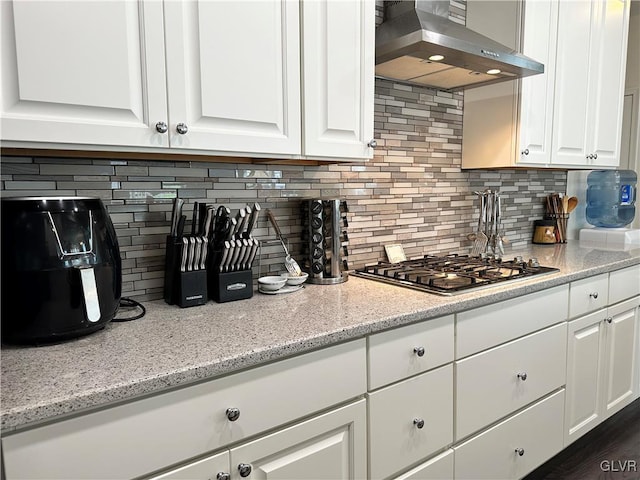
[{"left": 353, "top": 254, "right": 559, "bottom": 295}]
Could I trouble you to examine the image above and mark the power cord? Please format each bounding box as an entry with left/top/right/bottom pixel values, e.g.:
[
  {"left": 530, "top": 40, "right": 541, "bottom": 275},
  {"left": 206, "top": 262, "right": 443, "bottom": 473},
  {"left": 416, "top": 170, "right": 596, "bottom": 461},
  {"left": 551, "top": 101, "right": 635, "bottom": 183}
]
[{"left": 112, "top": 297, "right": 146, "bottom": 322}]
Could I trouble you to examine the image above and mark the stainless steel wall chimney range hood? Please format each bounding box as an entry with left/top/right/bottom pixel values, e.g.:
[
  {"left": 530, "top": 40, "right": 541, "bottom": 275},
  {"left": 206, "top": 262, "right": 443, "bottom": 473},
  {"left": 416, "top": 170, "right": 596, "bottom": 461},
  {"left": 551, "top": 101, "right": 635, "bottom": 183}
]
[{"left": 375, "top": 0, "right": 544, "bottom": 91}]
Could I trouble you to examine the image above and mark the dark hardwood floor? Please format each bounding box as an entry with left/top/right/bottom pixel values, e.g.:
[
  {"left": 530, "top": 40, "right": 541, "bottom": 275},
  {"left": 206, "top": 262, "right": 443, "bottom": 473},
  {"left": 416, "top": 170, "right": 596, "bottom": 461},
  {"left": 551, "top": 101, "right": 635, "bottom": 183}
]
[{"left": 524, "top": 399, "right": 640, "bottom": 480}]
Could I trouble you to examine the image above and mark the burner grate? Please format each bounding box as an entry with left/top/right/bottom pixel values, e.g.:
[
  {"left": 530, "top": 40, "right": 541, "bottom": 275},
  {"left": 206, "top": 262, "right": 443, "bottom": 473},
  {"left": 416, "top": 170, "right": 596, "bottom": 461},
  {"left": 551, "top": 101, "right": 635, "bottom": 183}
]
[{"left": 353, "top": 254, "right": 558, "bottom": 295}]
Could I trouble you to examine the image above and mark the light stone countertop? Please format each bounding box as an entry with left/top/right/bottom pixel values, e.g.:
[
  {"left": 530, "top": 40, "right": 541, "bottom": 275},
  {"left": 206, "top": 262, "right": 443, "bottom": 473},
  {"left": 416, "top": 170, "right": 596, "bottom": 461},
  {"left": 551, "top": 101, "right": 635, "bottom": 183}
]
[{"left": 2, "top": 243, "right": 639, "bottom": 432}]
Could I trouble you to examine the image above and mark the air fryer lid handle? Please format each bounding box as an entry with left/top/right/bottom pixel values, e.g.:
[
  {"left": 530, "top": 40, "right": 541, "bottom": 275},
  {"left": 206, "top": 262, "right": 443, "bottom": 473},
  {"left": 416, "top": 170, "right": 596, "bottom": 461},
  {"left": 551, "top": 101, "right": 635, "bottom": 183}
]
[{"left": 79, "top": 266, "right": 101, "bottom": 323}]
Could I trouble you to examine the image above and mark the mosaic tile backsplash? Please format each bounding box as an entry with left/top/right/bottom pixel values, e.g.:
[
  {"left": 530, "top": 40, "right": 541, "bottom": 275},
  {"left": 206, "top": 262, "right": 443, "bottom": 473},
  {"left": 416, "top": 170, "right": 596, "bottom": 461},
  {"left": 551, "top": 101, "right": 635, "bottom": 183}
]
[{"left": 0, "top": 1, "right": 567, "bottom": 301}]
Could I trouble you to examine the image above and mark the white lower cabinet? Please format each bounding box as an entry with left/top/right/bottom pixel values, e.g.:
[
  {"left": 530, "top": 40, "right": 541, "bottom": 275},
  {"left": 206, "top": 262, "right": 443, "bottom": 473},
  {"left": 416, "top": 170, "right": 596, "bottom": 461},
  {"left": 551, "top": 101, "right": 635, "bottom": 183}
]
[
  {"left": 368, "top": 364, "right": 453, "bottom": 480},
  {"left": 565, "top": 296, "right": 639, "bottom": 445},
  {"left": 454, "top": 390, "right": 565, "bottom": 480},
  {"left": 150, "top": 400, "right": 366, "bottom": 480},
  {"left": 228, "top": 400, "right": 366, "bottom": 480},
  {"left": 1, "top": 340, "right": 366, "bottom": 480},
  {"left": 455, "top": 323, "right": 567, "bottom": 440}
]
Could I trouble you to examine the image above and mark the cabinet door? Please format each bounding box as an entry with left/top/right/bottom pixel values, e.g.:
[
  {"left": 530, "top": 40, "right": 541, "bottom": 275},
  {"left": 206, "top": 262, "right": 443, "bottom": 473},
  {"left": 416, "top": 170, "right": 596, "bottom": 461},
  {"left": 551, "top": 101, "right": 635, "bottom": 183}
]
[
  {"left": 564, "top": 309, "right": 605, "bottom": 445},
  {"left": 587, "top": 0, "right": 630, "bottom": 167},
  {"left": 517, "top": 0, "right": 558, "bottom": 166},
  {"left": 301, "top": 0, "right": 374, "bottom": 159},
  {"left": 601, "top": 298, "right": 638, "bottom": 419},
  {"left": 551, "top": 0, "right": 593, "bottom": 166},
  {"left": 0, "top": 0, "right": 168, "bottom": 148},
  {"left": 228, "top": 400, "right": 366, "bottom": 480},
  {"left": 163, "top": 0, "right": 301, "bottom": 155},
  {"left": 368, "top": 365, "right": 453, "bottom": 480}
]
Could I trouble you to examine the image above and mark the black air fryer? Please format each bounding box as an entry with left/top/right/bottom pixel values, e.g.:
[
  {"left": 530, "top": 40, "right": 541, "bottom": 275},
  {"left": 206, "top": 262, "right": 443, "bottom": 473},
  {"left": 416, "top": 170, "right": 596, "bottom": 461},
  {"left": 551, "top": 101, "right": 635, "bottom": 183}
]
[{"left": 1, "top": 197, "right": 122, "bottom": 344}]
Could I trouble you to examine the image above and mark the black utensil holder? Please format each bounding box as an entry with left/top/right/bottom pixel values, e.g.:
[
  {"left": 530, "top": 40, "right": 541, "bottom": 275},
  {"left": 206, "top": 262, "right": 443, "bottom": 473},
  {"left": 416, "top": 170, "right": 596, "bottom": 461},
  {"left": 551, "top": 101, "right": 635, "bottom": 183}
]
[
  {"left": 164, "top": 236, "right": 207, "bottom": 308},
  {"left": 209, "top": 269, "right": 253, "bottom": 303}
]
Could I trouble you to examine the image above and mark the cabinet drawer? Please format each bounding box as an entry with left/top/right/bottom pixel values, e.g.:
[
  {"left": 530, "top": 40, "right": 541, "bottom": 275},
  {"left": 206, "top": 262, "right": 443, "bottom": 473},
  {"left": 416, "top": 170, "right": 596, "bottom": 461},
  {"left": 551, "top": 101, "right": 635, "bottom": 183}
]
[
  {"left": 368, "top": 364, "right": 453, "bottom": 480},
  {"left": 609, "top": 265, "right": 640, "bottom": 305},
  {"left": 368, "top": 315, "right": 453, "bottom": 389},
  {"left": 455, "top": 390, "right": 565, "bottom": 480},
  {"left": 2, "top": 340, "right": 366, "bottom": 480},
  {"left": 393, "top": 449, "right": 454, "bottom": 480},
  {"left": 456, "top": 323, "right": 567, "bottom": 440},
  {"left": 569, "top": 273, "right": 609, "bottom": 318},
  {"left": 456, "top": 285, "right": 568, "bottom": 358}
]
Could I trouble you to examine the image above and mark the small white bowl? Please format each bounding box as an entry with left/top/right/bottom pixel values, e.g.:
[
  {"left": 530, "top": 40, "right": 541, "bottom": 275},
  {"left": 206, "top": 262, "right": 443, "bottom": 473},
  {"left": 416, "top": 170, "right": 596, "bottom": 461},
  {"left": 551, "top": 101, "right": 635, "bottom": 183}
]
[
  {"left": 258, "top": 276, "right": 287, "bottom": 291},
  {"left": 282, "top": 272, "right": 309, "bottom": 286}
]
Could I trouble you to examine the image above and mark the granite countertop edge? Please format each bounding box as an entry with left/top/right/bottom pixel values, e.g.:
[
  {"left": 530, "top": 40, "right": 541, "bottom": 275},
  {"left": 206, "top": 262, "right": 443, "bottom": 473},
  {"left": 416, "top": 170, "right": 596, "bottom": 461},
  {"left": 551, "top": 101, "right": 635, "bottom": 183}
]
[{"left": 2, "top": 247, "right": 639, "bottom": 433}]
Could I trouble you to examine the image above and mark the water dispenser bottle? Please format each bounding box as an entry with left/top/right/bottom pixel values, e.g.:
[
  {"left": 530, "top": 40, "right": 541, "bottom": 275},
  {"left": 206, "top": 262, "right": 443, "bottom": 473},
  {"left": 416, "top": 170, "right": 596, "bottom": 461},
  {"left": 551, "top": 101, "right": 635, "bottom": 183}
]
[{"left": 586, "top": 170, "right": 637, "bottom": 228}]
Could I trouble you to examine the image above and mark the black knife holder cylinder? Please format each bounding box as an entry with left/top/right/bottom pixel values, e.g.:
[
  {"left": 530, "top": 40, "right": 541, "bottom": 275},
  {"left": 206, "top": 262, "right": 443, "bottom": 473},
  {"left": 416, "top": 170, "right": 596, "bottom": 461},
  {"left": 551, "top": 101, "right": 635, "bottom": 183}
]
[
  {"left": 300, "top": 199, "right": 349, "bottom": 284},
  {"left": 164, "top": 236, "right": 207, "bottom": 308}
]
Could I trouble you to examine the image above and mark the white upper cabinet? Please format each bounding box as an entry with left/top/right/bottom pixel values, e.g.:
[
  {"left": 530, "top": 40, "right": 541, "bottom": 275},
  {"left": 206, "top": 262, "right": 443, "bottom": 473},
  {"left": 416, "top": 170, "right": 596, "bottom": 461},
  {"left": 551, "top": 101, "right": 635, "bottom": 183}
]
[
  {"left": 301, "top": 0, "right": 375, "bottom": 159},
  {"left": 552, "top": 0, "right": 630, "bottom": 167},
  {"left": 163, "top": 0, "right": 301, "bottom": 155},
  {"left": 0, "top": 0, "right": 375, "bottom": 162},
  {"left": 0, "top": 0, "right": 168, "bottom": 148},
  {"left": 463, "top": 0, "right": 630, "bottom": 169}
]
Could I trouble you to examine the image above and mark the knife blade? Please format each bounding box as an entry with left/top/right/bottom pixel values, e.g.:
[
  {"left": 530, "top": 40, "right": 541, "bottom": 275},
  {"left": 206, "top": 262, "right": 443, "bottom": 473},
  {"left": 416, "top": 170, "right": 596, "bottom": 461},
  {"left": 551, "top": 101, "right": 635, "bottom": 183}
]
[
  {"left": 199, "top": 236, "right": 208, "bottom": 270},
  {"left": 187, "top": 237, "right": 196, "bottom": 271},
  {"left": 218, "top": 241, "right": 231, "bottom": 272},
  {"left": 191, "top": 202, "right": 199, "bottom": 235},
  {"left": 193, "top": 237, "right": 202, "bottom": 270},
  {"left": 177, "top": 215, "right": 186, "bottom": 238},
  {"left": 228, "top": 239, "right": 243, "bottom": 271},
  {"left": 245, "top": 202, "right": 261, "bottom": 238},
  {"left": 180, "top": 237, "right": 188, "bottom": 272},
  {"left": 232, "top": 208, "right": 246, "bottom": 238},
  {"left": 203, "top": 206, "right": 214, "bottom": 239},
  {"left": 170, "top": 198, "right": 184, "bottom": 237},
  {"left": 246, "top": 238, "right": 259, "bottom": 270},
  {"left": 223, "top": 241, "right": 236, "bottom": 273}
]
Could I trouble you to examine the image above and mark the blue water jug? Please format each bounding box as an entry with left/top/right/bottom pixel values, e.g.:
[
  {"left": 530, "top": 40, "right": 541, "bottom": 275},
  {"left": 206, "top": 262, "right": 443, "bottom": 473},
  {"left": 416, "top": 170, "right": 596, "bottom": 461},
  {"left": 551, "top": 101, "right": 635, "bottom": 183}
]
[{"left": 586, "top": 170, "right": 637, "bottom": 228}]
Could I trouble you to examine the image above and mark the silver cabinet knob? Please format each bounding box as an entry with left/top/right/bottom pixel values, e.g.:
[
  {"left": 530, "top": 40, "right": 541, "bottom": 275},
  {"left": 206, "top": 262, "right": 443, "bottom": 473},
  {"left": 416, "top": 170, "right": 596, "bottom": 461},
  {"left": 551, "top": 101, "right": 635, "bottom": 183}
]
[
  {"left": 594, "top": 153, "right": 598, "bottom": 159},
  {"left": 515, "top": 448, "right": 525, "bottom": 456},
  {"left": 217, "top": 473, "right": 231, "bottom": 480},
  {"left": 413, "top": 418, "right": 425, "bottom": 429},
  {"left": 368, "top": 139, "right": 377, "bottom": 148},
  {"left": 176, "top": 122, "right": 188, "bottom": 134},
  {"left": 226, "top": 407, "right": 240, "bottom": 421},
  {"left": 413, "top": 346, "right": 425, "bottom": 357},
  {"left": 517, "top": 372, "right": 527, "bottom": 381},
  {"left": 155, "top": 121, "right": 168, "bottom": 133},
  {"left": 238, "top": 463, "right": 252, "bottom": 478},
  {"left": 521, "top": 148, "right": 529, "bottom": 156},
  {"left": 589, "top": 292, "right": 599, "bottom": 299},
  {"left": 605, "top": 317, "right": 613, "bottom": 324}
]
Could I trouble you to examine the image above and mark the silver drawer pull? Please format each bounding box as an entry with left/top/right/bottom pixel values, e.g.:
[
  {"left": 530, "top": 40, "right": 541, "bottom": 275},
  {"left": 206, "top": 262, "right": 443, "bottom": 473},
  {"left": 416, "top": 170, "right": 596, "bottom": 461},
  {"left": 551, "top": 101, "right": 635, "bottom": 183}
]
[
  {"left": 589, "top": 292, "right": 599, "bottom": 299},
  {"left": 413, "top": 346, "right": 425, "bottom": 357},
  {"left": 217, "top": 473, "right": 230, "bottom": 480},
  {"left": 515, "top": 448, "right": 525, "bottom": 456},
  {"left": 226, "top": 407, "right": 240, "bottom": 421},
  {"left": 238, "top": 463, "right": 252, "bottom": 477},
  {"left": 413, "top": 418, "right": 425, "bottom": 429},
  {"left": 605, "top": 317, "right": 613, "bottom": 324},
  {"left": 517, "top": 372, "right": 528, "bottom": 381}
]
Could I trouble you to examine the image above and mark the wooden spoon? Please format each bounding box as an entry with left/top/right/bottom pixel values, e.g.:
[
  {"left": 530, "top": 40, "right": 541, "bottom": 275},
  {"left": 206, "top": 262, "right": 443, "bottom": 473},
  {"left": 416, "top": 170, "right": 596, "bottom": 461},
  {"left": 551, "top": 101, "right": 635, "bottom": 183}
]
[{"left": 567, "top": 196, "right": 578, "bottom": 213}]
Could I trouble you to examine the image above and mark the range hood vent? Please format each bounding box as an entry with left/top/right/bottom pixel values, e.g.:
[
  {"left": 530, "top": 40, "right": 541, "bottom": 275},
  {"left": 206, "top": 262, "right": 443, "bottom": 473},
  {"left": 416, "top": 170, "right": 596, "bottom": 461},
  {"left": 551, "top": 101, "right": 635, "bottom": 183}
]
[{"left": 376, "top": 0, "right": 544, "bottom": 91}]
